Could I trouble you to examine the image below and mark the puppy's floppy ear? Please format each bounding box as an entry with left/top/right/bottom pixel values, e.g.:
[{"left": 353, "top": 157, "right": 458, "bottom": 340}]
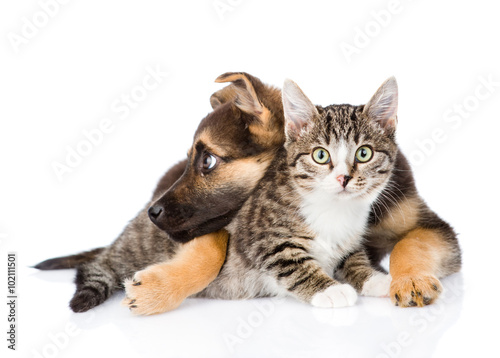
[
  {"left": 210, "top": 84, "right": 238, "bottom": 109},
  {"left": 282, "top": 79, "right": 318, "bottom": 141},
  {"left": 214, "top": 72, "right": 281, "bottom": 147},
  {"left": 363, "top": 76, "right": 398, "bottom": 132},
  {"left": 214, "top": 72, "right": 269, "bottom": 121}
]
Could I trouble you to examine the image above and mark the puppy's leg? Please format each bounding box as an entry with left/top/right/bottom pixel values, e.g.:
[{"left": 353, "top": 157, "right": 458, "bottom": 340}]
[
  {"left": 123, "top": 230, "right": 228, "bottom": 315},
  {"left": 390, "top": 227, "right": 461, "bottom": 307}
]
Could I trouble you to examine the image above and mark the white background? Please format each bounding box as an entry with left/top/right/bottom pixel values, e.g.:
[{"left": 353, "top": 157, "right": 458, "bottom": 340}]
[{"left": 1, "top": 0, "right": 499, "bottom": 357}]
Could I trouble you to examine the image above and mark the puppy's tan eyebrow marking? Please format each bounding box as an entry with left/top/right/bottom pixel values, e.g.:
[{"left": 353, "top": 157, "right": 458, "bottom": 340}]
[
  {"left": 195, "top": 141, "right": 234, "bottom": 163},
  {"left": 196, "top": 131, "right": 230, "bottom": 159}
]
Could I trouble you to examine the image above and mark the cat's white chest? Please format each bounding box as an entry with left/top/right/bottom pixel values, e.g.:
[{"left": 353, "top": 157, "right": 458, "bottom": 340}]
[{"left": 300, "top": 190, "right": 371, "bottom": 275}]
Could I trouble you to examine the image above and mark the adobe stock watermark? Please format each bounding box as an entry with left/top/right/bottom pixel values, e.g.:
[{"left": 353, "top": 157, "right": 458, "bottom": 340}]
[
  {"left": 375, "top": 275, "right": 464, "bottom": 358},
  {"left": 339, "top": 0, "right": 414, "bottom": 63},
  {"left": 7, "top": 0, "right": 71, "bottom": 54},
  {"left": 409, "top": 74, "right": 499, "bottom": 167},
  {"left": 51, "top": 64, "right": 169, "bottom": 182},
  {"left": 223, "top": 296, "right": 285, "bottom": 353},
  {"left": 213, "top": 0, "right": 243, "bottom": 21},
  {"left": 31, "top": 312, "right": 95, "bottom": 358},
  {"left": 7, "top": 253, "right": 18, "bottom": 351}
]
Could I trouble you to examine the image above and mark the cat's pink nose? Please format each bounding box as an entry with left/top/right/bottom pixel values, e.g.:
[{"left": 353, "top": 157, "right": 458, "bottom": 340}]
[{"left": 337, "top": 175, "right": 352, "bottom": 188}]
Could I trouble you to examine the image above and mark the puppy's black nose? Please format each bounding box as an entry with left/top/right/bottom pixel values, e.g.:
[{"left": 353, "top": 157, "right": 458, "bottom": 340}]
[{"left": 148, "top": 205, "right": 163, "bottom": 222}]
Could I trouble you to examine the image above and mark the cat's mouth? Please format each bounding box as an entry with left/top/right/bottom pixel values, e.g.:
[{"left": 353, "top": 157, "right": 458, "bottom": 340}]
[
  {"left": 336, "top": 189, "right": 353, "bottom": 197},
  {"left": 334, "top": 187, "right": 365, "bottom": 200},
  {"left": 318, "top": 182, "right": 365, "bottom": 199},
  {"left": 321, "top": 185, "right": 356, "bottom": 197}
]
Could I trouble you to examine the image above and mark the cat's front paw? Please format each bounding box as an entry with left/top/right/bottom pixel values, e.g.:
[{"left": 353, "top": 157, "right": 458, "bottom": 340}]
[
  {"left": 311, "top": 284, "right": 358, "bottom": 308},
  {"left": 122, "top": 265, "right": 184, "bottom": 315},
  {"left": 391, "top": 274, "right": 442, "bottom": 307},
  {"left": 361, "top": 272, "right": 391, "bottom": 297}
]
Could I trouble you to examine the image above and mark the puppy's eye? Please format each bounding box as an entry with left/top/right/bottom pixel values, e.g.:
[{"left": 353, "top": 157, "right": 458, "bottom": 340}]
[
  {"left": 355, "top": 146, "right": 373, "bottom": 163},
  {"left": 312, "top": 147, "right": 330, "bottom": 164},
  {"left": 202, "top": 153, "right": 217, "bottom": 172}
]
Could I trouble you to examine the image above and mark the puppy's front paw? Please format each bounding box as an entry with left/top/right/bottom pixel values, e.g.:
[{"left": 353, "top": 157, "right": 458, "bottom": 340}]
[
  {"left": 122, "top": 266, "right": 184, "bottom": 315},
  {"left": 311, "top": 284, "right": 358, "bottom": 308},
  {"left": 361, "top": 272, "right": 391, "bottom": 297},
  {"left": 391, "top": 274, "right": 442, "bottom": 307}
]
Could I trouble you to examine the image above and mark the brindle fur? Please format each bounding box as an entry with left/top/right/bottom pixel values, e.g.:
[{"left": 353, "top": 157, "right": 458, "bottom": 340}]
[
  {"left": 190, "top": 79, "right": 401, "bottom": 303},
  {"left": 36, "top": 74, "right": 461, "bottom": 312},
  {"left": 36, "top": 73, "right": 284, "bottom": 312}
]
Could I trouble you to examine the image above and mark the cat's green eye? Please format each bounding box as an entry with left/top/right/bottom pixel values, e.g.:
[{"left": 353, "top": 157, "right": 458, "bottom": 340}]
[
  {"left": 355, "top": 146, "right": 373, "bottom": 163},
  {"left": 312, "top": 147, "right": 331, "bottom": 164}
]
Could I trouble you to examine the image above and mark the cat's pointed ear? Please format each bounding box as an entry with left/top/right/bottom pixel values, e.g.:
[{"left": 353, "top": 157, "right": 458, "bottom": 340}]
[
  {"left": 282, "top": 79, "right": 318, "bottom": 140},
  {"left": 363, "top": 76, "right": 398, "bottom": 131}
]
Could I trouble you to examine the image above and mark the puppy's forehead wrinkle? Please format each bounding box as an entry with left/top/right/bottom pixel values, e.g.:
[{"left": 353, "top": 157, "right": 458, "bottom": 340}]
[{"left": 195, "top": 130, "right": 231, "bottom": 158}]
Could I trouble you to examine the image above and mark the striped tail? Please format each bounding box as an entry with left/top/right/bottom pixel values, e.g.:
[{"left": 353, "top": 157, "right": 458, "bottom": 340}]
[{"left": 34, "top": 248, "right": 106, "bottom": 270}]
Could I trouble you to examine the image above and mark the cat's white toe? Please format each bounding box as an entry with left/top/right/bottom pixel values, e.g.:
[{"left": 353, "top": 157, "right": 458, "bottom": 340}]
[
  {"left": 311, "top": 284, "right": 358, "bottom": 308},
  {"left": 361, "top": 272, "right": 391, "bottom": 297}
]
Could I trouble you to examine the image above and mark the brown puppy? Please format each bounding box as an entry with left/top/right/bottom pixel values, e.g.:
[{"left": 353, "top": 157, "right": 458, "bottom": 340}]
[{"left": 36, "top": 73, "right": 285, "bottom": 315}]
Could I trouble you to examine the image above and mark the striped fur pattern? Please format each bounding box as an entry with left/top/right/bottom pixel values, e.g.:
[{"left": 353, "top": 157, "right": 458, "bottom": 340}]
[
  {"left": 35, "top": 72, "right": 284, "bottom": 313},
  {"left": 70, "top": 205, "right": 181, "bottom": 312},
  {"left": 194, "top": 79, "right": 400, "bottom": 305},
  {"left": 35, "top": 74, "right": 462, "bottom": 312}
]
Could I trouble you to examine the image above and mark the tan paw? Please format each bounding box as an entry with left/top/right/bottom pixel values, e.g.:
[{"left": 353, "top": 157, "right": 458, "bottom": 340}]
[
  {"left": 390, "top": 274, "right": 442, "bottom": 307},
  {"left": 122, "top": 266, "right": 184, "bottom": 315}
]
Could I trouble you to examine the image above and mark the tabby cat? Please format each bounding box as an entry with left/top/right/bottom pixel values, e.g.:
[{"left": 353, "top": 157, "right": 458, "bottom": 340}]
[{"left": 189, "top": 78, "right": 402, "bottom": 304}]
